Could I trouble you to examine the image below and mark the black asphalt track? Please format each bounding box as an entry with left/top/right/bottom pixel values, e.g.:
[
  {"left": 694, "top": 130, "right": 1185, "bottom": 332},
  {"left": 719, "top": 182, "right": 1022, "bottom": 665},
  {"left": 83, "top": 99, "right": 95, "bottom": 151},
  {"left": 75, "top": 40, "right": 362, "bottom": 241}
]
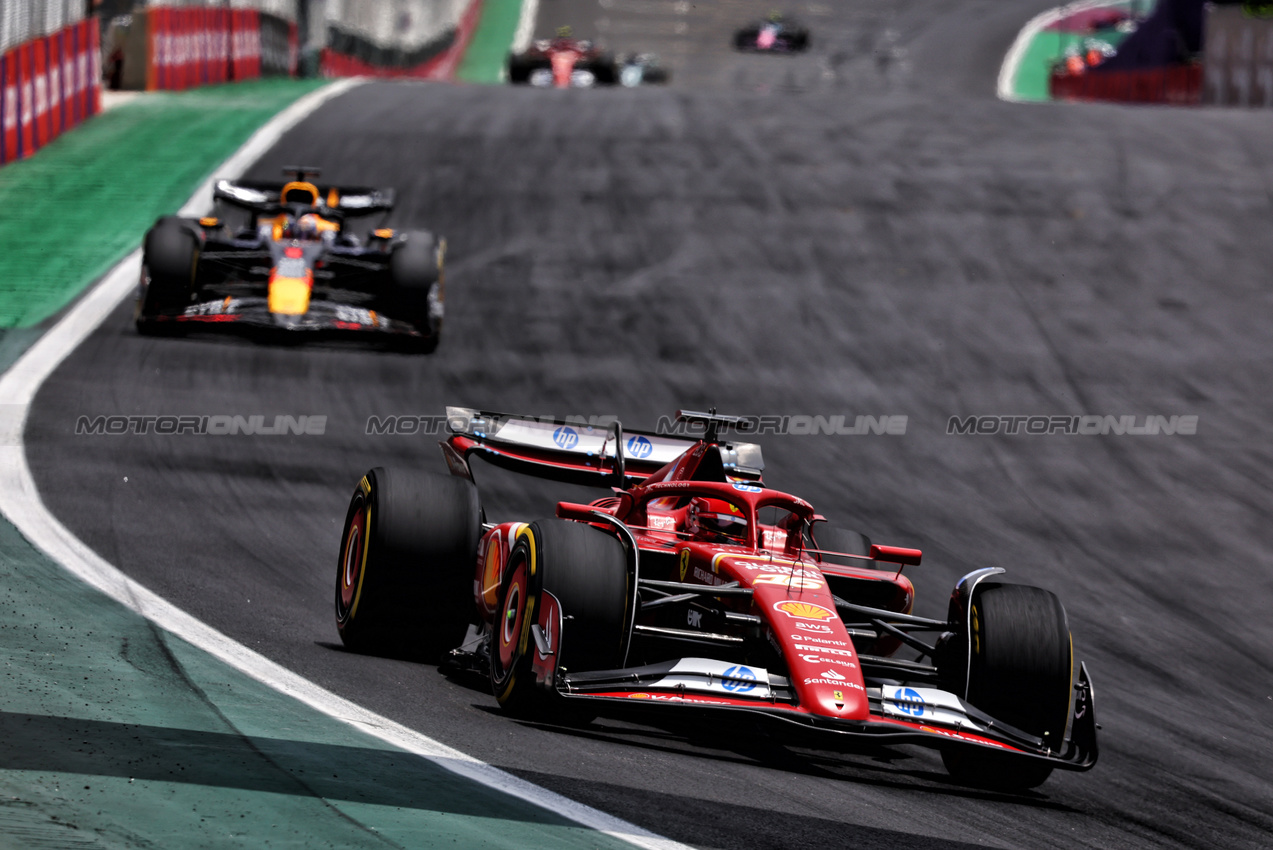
[{"left": 25, "top": 0, "right": 1273, "bottom": 847}]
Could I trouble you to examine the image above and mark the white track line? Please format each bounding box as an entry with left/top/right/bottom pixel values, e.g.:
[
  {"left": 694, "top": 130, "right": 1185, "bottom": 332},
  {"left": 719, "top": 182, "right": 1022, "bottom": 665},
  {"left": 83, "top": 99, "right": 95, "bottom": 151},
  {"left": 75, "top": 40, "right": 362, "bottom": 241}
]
[
  {"left": 513, "top": 0, "right": 540, "bottom": 53},
  {"left": 997, "top": 0, "right": 1117, "bottom": 101},
  {"left": 0, "top": 78, "right": 688, "bottom": 850}
]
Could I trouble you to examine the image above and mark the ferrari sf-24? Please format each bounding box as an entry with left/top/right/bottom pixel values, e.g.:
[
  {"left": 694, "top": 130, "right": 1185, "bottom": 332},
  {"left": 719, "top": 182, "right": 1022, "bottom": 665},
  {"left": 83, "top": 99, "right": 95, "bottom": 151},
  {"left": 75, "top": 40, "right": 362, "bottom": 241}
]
[{"left": 334, "top": 409, "right": 1098, "bottom": 790}]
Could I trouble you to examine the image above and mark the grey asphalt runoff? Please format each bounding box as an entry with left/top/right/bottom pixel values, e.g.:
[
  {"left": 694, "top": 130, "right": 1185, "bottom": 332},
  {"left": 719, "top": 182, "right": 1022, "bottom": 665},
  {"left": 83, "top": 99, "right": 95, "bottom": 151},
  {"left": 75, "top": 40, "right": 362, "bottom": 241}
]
[{"left": 25, "top": 0, "right": 1273, "bottom": 847}]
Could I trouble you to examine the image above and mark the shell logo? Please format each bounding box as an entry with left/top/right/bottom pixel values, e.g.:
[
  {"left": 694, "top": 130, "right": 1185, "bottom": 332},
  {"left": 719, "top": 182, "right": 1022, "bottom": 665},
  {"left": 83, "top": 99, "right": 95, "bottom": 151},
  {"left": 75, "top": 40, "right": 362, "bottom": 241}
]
[
  {"left": 773, "top": 600, "right": 835, "bottom": 621},
  {"left": 628, "top": 693, "right": 651, "bottom": 699}
]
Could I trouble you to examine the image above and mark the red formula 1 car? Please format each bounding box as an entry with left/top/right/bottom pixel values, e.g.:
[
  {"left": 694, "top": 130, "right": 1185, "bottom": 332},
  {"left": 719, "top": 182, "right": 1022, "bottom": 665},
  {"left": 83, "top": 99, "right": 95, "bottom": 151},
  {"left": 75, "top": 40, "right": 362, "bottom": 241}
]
[
  {"left": 507, "top": 30, "right": 618, "bottom": 88},
  {"left": 135, "top": 167, "right": 445, "bottom": 352},
  {"left": 334, "top": 409, "right": 1098, "bottom": 791}
]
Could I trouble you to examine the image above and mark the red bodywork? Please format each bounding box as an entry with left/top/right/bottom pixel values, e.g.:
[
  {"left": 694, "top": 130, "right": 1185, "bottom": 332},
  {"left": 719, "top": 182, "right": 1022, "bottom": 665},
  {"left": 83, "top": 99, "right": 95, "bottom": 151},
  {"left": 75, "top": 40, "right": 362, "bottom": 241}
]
[
  {"left": 444, "top": 409, "right": 1097, "bottom": 772},
  {"left": 460, "top": 431, "right": 981, "bottom": 738},
  {"left": 509, "top": 37, "right": 614, "bottom": 88}
]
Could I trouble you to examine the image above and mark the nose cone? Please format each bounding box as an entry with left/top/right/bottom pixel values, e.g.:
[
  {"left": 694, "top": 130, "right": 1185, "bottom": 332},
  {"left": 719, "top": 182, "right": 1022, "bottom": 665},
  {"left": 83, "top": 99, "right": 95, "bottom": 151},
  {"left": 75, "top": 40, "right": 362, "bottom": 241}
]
[{"left": 268, "top": 275, "right": 312, "bottom": 316}]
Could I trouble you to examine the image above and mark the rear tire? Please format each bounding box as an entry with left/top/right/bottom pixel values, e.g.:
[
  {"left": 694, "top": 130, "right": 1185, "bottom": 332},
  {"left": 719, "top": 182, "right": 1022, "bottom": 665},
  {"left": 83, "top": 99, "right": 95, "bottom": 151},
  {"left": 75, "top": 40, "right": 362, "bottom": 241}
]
[
  {"left": 940, "top": 583, "right": 1073, "bottom": 791},
  {"left": 136, "top": 217, "right": 198, "bottom": 333},
  {"left": 334, "top": 468, "right": 482, "bottom": 658},
  {"left": 490, "top": 519, "right": 629, "bottom": 719},
  {"left": 590, "top": 55, "right": 618, "bottom": 85},
  {"left": 388, "top": 231, "right": 443, "bottom": 351}
]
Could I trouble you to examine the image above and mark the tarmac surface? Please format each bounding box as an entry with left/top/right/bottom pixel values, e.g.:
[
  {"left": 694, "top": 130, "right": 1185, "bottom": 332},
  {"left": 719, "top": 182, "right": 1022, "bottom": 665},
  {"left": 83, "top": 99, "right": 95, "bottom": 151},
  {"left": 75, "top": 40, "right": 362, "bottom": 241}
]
[{"left": 24, "top": 0, "right": 1273, "bottom": 847}]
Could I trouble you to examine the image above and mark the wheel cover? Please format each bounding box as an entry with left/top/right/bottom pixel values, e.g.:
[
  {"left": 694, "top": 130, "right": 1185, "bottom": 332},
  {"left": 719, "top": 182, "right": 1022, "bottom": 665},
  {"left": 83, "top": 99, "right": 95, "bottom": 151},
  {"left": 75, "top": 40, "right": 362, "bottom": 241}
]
[
  {"left": 338, "top": 500, "right": 368, "bottom": 618},
  {"left": 497, "top": 561, "right": 529, "bottom": 673}
]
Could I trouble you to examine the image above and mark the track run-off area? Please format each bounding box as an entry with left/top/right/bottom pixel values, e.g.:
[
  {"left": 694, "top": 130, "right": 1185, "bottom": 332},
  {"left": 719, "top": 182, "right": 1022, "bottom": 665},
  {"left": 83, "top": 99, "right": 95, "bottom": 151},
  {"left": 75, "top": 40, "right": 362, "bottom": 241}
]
[{"left": 6, "top": 0, "right": 1273, "bottom": 847}]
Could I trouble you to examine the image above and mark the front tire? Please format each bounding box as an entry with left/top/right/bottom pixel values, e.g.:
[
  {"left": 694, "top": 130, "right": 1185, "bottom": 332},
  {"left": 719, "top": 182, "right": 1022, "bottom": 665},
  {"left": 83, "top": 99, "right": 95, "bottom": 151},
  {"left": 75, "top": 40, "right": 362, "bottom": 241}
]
[
  {"left": 490, "top": 519, "right": 629, "bottom": 718},
  {"left": 335, "top": 468, "right": 482, "bottom": 658},
  {"left": 940, "top": 583, "right": 1073, "bottom": 790},
  {"left": 136, "top": 217, "right": 198, "bottom": 333}
]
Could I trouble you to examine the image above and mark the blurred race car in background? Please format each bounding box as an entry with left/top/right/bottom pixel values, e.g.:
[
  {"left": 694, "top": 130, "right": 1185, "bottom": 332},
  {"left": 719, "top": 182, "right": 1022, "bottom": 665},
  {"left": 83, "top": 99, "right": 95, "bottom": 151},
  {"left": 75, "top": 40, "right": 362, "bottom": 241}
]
[
  {"left": 135, "top": 167, "right": 446, "bottom": 352},
  {"left": 334, "top": 408, "right": 1099, "bottom": 792},
  {"left": 734, "top": 13, "right": 810, "bottom": 52},
  {"left": 618, "top": 53, "right": 670, "bottom": 87},
  {"left": 508, "top": 28, "right": 618, "bottom": 88}
]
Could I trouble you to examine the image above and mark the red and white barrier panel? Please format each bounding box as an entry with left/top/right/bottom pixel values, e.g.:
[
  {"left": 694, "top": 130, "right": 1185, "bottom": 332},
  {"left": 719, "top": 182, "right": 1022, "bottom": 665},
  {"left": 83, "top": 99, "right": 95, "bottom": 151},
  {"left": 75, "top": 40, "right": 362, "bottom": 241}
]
[
  {"left": 1, "top": 19, "right": 100, "bottom": 167},
  {"left": 321, "top": 0, "right": 481, "bottom": 81},
  {"left": 149, "top": 7, "right": 263, "bottom": 91},
  {"left": 1050, "top": 64, "right": 1202, "bottom": 105}
]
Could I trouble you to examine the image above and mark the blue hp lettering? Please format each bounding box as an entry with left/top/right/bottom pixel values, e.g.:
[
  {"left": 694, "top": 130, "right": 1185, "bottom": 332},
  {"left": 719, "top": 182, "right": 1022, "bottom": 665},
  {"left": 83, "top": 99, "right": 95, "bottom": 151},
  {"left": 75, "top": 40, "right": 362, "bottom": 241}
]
[
  {"left": 553, "top": 427, "right": 579, "bottom": 449},
  {"left": 626, "top": 435, "right": 653, "bottom": 459},
  {"left": 722, "top": 665, "right": 757, "bottom": 694},
  {"left": 894, "top": 687, "right": 925, "bottom": 716}
]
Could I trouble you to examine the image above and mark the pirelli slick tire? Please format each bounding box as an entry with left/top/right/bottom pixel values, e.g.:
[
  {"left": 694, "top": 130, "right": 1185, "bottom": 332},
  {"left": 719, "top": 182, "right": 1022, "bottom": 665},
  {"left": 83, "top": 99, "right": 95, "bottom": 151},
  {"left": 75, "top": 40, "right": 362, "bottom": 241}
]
[
  {"left": 507, "top": 54, "right": 542, "bottom": 83},
  {"left": 588, "top": 55, "right": 619, "bottom": 85},
  {"left": 940, "top": 583, "right": 1073, "bottom": 791},
  {"left": 490, "top": 519, "right": 629, "bottom": 720},
  {"left": 389, "top": 231, "right": 443, "bottom": 352},
  {"left": 136, "top": 217, "right": 198, "bottom": 333},
  {"left": 335, "top": 468, "right": 482, "bottom": 659}
]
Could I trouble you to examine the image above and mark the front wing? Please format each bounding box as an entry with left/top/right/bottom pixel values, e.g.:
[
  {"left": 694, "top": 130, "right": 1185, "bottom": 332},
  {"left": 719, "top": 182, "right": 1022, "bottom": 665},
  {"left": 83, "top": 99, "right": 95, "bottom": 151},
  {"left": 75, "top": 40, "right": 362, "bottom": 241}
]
[
  {"left": 139, "top": 295, "right": 428, "bottom": 338},
  {"left": 557, "top": 660, "right": 1099, "bottom": 771}
]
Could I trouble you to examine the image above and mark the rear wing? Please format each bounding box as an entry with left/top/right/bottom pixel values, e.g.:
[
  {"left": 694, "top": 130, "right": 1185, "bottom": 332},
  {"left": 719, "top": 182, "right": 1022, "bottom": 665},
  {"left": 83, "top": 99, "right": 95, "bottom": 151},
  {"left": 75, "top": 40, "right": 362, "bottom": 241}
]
[
  {"left": 212, "top": 179, "right": 395, "bottom": 215},
  {"left": 439, "top": 407, "right": 764, "bottom": 488}
]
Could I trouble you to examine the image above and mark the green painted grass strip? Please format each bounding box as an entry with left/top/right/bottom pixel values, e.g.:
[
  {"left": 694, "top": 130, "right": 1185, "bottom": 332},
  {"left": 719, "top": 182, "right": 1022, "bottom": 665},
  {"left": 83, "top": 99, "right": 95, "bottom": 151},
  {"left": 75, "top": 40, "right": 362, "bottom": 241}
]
[
  {"left": 457, "top": 0, "right": 525, "bottom": 84},
  {"left": 0, "top": 78, "right": 326, "bottom": 330}
]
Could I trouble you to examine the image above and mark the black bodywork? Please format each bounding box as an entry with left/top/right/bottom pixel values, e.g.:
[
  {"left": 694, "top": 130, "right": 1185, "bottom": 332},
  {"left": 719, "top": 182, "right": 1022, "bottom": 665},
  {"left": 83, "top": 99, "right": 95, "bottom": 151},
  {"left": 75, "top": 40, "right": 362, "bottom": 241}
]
[{"left": 135, "top": 168, "right": 445, "bottom": 351}]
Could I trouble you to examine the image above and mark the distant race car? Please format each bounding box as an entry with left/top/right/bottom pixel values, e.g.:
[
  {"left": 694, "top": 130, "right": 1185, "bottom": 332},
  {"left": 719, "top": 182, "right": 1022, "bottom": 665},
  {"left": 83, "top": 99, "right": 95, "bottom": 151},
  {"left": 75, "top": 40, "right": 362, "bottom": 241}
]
[
  {"left": 618, "top": 53, "right": 670, "bottom": 87},
  {"left": 734, "top": 14, "right": 810, "bottom": 52},
  {"left": 507, "top": 30, "right": 617, "bottom": 88},
  {"left": 333, "top": 408, "right": 1099, "bottom": 791},
  {"left": 135, "top": 167, "right": 445, "bottom": 352}
]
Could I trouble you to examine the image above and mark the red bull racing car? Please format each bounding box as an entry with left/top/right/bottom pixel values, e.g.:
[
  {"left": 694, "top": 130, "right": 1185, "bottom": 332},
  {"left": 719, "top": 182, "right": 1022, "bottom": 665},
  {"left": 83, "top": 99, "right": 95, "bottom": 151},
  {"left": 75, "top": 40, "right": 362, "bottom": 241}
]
[
  {"left": 334, "top": 409, "right": 1098, "bottom": 791},
  {"left": 135, "top": 167, "right": 445, "bottom": 352}
]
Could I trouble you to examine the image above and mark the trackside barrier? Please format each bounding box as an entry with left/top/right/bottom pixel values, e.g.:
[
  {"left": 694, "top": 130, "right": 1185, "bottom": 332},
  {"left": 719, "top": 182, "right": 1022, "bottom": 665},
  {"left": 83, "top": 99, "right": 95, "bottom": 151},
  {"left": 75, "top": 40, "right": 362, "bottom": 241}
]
[
  {"left": 146, "top": 7, "right": 297, "bottom": 91},
  {"left": 320, "top": 0, "right": 481, "bottom": 80},
  {"left": 0, "top": 18, "right": 98, "bottom": 166},
  {"left": 1050, "top": 64, "right": 1202, "bottom": 104}
]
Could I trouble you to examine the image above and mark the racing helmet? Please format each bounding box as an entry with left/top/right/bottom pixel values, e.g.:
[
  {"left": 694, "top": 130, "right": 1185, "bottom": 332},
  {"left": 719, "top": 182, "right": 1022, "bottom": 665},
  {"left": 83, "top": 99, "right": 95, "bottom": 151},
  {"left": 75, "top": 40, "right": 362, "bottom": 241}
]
[
  {"left": 687, "top": 497, "right": 749, "bottom": 543},
  {"left": 281, "top": 214, "right": 320, "bottom": 241},
  {"left": 296, "top": 213, "right": 322, "bottom": 240}
]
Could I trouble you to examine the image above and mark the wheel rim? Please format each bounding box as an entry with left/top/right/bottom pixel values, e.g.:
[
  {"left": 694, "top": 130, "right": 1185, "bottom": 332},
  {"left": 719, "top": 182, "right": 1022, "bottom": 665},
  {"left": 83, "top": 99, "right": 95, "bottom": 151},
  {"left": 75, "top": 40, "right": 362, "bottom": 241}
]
[
  {"left": 337, "top": 500, "right": 368, "bottom": 619},
  {"left": 497, "top": 560, "right": 529, "bottom": 674}
]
